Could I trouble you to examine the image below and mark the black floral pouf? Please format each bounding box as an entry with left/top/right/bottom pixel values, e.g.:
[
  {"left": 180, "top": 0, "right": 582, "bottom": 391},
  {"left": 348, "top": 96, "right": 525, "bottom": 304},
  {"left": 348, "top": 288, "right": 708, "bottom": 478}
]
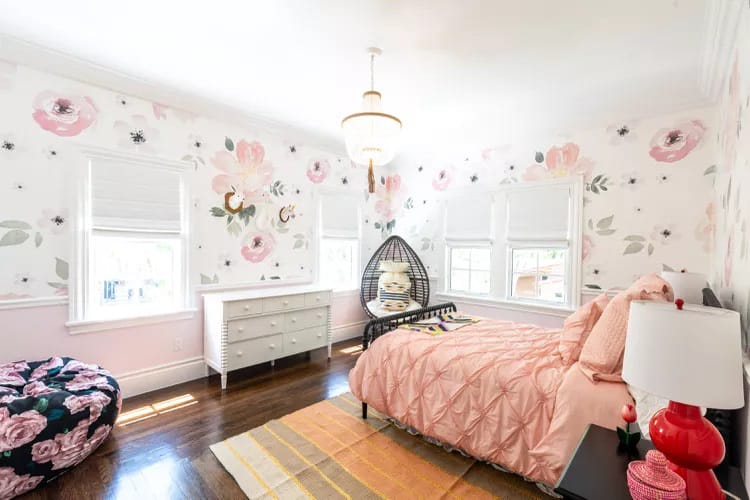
[{"left": 0, "top": 357, "right": 121, "bottom": 499}]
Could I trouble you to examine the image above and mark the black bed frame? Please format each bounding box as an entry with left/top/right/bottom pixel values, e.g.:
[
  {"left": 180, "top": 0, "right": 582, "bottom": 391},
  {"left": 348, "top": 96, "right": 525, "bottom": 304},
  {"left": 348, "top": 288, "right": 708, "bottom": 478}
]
[{"left": 360, "top": 302, "right": 457, "bottom": 419}]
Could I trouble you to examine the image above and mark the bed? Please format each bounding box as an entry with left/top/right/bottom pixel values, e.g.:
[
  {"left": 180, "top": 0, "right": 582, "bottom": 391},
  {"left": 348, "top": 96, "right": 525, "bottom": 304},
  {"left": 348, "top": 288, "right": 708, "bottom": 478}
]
[{"left": 349, "top": 275, "right": 675, "bottom": 486}]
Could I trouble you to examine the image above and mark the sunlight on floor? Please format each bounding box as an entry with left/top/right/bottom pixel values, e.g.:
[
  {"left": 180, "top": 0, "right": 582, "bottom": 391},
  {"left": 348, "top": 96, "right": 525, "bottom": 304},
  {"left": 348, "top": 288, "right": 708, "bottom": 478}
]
[
  {"left": 116, "top": 394, "right": 198, "bottom": 427},
  {"left": 340, "top": 345, "right": 362, "bottom": 355}
]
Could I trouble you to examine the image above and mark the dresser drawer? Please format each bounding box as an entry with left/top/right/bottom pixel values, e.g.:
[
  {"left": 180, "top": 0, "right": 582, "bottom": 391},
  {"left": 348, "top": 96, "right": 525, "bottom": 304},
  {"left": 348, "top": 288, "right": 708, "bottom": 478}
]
[
  {"left": 262, "top": 294, "right": 305, "bottom": 312},
  {"left": 227, "top": 334, "right": 283, "bottom": 371},
  {"left": 305, "top": 291, "right": 331, "bottom": 307},
  {"left": 227, "top": 314, "right": 284, "bottom": 342},
  {"left": 285, "top": 307, "right": 327, "bottom": 331},
  {"left": 283, "top": 327, "right": 327, "bottom": 356},
  {"left": 226, "top": 299, "right": 262, "bottom": 319}
]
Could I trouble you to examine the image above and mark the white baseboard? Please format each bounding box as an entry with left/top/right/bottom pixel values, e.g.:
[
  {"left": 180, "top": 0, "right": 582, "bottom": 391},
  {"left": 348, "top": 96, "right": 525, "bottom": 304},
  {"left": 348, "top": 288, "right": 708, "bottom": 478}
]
[
  {"left": 116, "top": 356, "right": 207, "bottom": 398},
  {"left": 332, "top": 320, "right": 367, "bottom": 343}
]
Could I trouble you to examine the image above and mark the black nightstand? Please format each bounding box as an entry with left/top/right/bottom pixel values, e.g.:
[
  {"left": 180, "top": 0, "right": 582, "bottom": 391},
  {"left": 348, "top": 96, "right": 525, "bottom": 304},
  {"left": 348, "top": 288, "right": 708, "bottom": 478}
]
[{"left": 554, "top": 424, "right": 748, "bottom": 500}]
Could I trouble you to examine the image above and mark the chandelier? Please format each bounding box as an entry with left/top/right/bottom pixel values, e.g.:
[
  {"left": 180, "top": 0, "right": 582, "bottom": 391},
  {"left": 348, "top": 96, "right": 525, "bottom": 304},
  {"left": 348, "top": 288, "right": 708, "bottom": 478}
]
[{"left": 341, "top": 47, "right": 402, "bottom": 193}]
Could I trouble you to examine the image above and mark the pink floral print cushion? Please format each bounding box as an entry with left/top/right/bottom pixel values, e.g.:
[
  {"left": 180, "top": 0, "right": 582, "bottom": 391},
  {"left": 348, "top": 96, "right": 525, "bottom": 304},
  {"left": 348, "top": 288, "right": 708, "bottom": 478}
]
[
  {"left": 578, "top": 274, "right": 673, "bottom": 382},
  {"left": 558, "top": 293, "right": 610, "bottom": 365},
  {"left": 0, "top": 357, "right": 121, "bottom": 499}
]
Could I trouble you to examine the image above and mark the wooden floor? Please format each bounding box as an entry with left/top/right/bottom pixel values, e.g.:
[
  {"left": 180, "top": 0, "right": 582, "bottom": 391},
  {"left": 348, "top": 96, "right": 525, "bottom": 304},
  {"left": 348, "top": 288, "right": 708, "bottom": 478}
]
[{"left": 22, "top": 339, "right": 363, "bottom": 500}]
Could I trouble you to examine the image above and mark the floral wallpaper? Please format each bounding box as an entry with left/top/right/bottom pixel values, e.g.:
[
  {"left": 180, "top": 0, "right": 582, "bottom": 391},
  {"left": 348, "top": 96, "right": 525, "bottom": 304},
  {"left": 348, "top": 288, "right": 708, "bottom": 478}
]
[
  {"left": 0, "top": 61, "right": 385, "bottom": 301},
  {"left": 390, "top": 107, "right": 717, "bottom": 293},
  {"left": 712, "top": 0, "right": 750, "bottom": 350}
]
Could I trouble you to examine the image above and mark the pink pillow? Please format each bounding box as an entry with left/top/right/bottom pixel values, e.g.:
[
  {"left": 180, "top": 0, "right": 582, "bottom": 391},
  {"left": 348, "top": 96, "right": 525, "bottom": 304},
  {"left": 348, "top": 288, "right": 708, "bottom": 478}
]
[
  {"left": 558, "top": 293, "right": 610, "bottom": 365},
  {"left": 578, "top": 274, "right": 673, "bottom": 382}
]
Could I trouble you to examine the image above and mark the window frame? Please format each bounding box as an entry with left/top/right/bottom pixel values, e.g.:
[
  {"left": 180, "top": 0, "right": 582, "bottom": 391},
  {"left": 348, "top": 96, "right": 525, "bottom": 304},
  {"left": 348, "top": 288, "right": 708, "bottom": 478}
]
[
  {"left": 438, "top": 176, "right": 583, "bottom": 312},
  {"left": 317, "top": 189, "right": 363, "bottom": 293},
  {"left": 68, "top": 147, "right": 193, "bottom": 333}
]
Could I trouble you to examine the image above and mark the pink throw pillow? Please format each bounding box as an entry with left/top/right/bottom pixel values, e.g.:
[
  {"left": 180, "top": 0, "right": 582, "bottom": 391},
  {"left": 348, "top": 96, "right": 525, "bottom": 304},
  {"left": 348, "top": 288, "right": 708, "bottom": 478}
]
[
  {"left": 578, "top": 274, "right": 673, "bottom": 382},
  {"left": 558, "top": 293, "right": 610, "bottom": 365}
]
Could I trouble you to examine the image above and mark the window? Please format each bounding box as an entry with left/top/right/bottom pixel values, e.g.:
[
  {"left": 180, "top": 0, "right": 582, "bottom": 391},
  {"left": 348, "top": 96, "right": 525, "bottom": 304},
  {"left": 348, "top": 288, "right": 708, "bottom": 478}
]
[
  {"left": 440, "top": 178, "right": 582, "bottom": 310},
  {"left": 72, "top": 149, "right": 190, "bottom": 324},
  {"left": 510, "top": 247, "right": 567, "bottom": 303},
  {"left": 319, "top": 193, "right": 361, "bottom": 290},
  {"left": 449, "top": 247, "right": 491, "bottom": 295}
]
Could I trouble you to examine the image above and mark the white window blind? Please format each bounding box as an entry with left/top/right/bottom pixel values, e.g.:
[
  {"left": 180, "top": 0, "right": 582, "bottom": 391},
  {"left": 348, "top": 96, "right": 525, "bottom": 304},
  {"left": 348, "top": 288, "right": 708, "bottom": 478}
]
[
  {"left": 91, "top": 158, "right": 183, "bottom": 232},
  {"left": 445, "top": 193, "right": 493, "bottom": 241},
  {"left": 506, "top": 185, "right": 570, "bottom": 241},
  {"left": 320, "top": 193, "right": 360, "bottom": 238}
]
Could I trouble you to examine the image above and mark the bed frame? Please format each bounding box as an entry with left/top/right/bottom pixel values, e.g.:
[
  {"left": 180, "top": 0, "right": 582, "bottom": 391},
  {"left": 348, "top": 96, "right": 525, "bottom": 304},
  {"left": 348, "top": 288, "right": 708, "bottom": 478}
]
[{"left": 360, "top": 302, "right": 457, "bottom": 419}]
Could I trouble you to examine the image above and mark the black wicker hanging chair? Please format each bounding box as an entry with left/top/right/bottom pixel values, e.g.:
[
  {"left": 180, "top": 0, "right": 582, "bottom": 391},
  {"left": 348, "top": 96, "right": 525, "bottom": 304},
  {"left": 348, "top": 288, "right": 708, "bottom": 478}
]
[{"left": 360, "top": 235, "right": 430, "bottom": 318}]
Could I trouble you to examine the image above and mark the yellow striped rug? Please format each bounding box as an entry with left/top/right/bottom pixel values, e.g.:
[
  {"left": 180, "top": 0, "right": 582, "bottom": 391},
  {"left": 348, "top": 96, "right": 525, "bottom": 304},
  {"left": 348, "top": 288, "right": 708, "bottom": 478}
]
[{"left": 210, "top": 392, "right": 545, "bottom": 499}]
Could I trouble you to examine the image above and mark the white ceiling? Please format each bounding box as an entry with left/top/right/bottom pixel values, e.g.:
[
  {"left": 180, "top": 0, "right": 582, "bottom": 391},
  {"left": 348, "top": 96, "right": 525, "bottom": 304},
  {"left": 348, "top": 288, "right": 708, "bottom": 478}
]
[{"left": 0, "top": 0, "right": 712, "bottom": 159}]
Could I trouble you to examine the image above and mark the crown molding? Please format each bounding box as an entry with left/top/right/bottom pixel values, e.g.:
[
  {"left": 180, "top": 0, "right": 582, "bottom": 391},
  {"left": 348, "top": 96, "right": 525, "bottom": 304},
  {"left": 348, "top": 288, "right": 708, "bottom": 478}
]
[
  {"left": 699, "top": 0, "right": 744, "bottom": 103},
  {"left": 0, "top": 34, "right": 346, "bottom": 156}
]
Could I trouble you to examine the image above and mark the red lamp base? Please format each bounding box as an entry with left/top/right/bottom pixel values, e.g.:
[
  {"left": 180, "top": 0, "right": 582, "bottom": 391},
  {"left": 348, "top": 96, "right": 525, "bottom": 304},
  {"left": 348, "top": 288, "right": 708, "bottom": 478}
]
[{"left": 650, "top": 401, "right": 726, "bottom": 500}]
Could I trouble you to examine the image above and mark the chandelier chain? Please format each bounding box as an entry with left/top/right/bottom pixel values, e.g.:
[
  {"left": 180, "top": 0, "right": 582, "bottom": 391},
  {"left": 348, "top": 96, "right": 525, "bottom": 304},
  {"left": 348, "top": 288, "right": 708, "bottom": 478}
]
[{"left": 370, "top": 52, "right": 375, "bottom": 91}]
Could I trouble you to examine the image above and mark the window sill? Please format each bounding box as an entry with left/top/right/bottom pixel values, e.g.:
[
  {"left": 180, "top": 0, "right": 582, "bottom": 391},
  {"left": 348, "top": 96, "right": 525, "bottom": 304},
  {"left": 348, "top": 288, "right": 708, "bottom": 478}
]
[
  {"left": 66, "top": 308, "right": 197, "bottom": 335},
  {"left": 331, "top": 288, "right": 360, "bottom": 298},
  {"left": 434, "top": 292, "right": 574, "bottom": 318}
]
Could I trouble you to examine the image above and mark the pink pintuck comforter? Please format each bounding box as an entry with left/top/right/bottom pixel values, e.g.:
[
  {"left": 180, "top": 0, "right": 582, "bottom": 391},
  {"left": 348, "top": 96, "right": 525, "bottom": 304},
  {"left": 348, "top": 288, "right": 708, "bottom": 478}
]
[{"left": 348, "top": 319, "right": 633, "bottom": 485}]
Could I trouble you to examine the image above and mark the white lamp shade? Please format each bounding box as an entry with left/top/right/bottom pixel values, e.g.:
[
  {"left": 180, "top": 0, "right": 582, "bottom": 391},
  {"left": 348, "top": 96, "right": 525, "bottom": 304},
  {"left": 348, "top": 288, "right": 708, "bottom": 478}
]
[
  {"left": 622, "top": 301, "right": 744, "bottom": 409},
  {"left": 341, "top": 91, "right": 401, "bottom": 166},
  {"left": 660, "top": 271, "right": 707, "bottom": 304}
]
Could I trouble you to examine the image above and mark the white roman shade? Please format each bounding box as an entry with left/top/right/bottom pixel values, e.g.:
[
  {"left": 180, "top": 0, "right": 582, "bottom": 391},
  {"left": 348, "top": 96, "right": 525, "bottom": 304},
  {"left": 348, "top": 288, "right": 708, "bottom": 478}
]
[
  {"left": 91, "top": 158, "right": 184, "bottom": 232},
  {"left": 320, "top": 193, "right": 360, "bottom": 238},
  {"left": 506, "top": 184, "right": 570, "bottom": 241},
  {"left": 445, "top": 193, "right": 493, "bottom": 242}
]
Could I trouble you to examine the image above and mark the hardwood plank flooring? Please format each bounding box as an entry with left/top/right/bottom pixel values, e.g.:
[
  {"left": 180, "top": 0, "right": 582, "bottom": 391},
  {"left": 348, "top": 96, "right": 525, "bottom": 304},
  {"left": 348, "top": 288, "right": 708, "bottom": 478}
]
[{"left": 21, "top": 339, "right": 363, "bottom": 500}]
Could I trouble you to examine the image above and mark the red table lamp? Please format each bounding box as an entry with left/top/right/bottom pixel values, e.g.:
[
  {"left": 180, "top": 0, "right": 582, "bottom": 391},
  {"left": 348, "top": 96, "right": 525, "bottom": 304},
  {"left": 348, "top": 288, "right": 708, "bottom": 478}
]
[{"left": 622, "top": 300, "right": 744, "bottom": 500}]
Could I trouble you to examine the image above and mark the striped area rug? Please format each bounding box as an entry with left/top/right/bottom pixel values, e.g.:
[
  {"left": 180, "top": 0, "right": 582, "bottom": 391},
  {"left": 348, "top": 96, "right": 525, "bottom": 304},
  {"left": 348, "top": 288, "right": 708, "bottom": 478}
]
[{"left": 210, "top": 392, "right": 545, "bottom": 499}]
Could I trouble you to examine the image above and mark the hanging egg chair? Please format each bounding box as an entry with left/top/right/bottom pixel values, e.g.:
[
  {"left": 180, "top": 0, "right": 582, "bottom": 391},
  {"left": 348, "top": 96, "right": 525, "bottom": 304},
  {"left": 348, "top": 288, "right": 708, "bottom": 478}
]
[{"left": 360, "top": 235, "right": 430, "bottom": 318}]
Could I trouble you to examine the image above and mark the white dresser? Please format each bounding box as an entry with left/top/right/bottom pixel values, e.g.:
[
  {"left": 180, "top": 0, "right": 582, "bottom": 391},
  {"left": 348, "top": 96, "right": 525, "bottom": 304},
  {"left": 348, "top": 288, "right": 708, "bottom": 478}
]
[{"left": 203, "top": 285, "right": 333, "bottom": 389}]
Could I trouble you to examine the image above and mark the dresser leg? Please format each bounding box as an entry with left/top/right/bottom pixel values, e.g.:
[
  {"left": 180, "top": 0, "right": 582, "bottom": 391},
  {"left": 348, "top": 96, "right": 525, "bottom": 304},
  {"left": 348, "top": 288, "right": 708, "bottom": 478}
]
[
  {"left": 270, "top": 359, "right": 275, "bottom": 367},
  {"left": 362, "top": 402, "right": 368, "bottom": 419},
  {"left": 221, "top": 374, "right": 227, "bottom": 390}
]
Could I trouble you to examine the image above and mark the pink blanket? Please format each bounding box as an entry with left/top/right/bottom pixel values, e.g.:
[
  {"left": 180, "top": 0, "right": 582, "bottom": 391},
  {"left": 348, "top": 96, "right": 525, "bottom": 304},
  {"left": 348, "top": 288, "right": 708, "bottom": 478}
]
[{"left": 348, "top": 318, "right": 633, "bottom": 485}]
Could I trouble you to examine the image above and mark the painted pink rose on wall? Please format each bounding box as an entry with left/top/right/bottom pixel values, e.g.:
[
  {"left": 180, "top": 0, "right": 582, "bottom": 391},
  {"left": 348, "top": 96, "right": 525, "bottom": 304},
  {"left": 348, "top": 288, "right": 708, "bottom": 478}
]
[
  {"left": 212, "top": 140, "right": 273, "bottom": 201},
  {"left": 152, "top": 102, "right": 168, "bottom": 120},
  {"left": 0, "top": 467, "right": 43, "bottom": 499},
  {"left": 31, "top": 91, "right": 97, "bottom": 137},
  {"left": 306, "top": 158, "right": 330, "bottom": 184},
  {"left": 432, "top": 168, "right": 452, "bottom": 190},
  {"left": 582, "top": 234, "right": 593, "bottom": 261},
  {"left": 113, "top": 115, "right": 160, "bottom": 153},
  {"left": 0, "top": 407, "right": 47, "bottom": 452},
  {"left": 648, "top": 120, "right": 706, "bottom": 163},
  {"left": 241, "top": 231, "right": 276, "bottom": 263},
  {"left": 375, "top": 174, "right": 405, "bottom": 220},
  {"left": 523, "top": 143, "right": 594, "bottom": 181}
]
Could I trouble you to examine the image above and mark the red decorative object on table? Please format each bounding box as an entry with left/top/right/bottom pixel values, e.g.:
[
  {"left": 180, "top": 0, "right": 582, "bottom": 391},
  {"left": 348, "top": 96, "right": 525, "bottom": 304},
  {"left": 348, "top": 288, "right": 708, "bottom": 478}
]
[
  {"left": 627, "top": 450, "right": 687, "bottom": 500},
  {"left": 617, "top": 403, "right": 641, "bottom": 449}
]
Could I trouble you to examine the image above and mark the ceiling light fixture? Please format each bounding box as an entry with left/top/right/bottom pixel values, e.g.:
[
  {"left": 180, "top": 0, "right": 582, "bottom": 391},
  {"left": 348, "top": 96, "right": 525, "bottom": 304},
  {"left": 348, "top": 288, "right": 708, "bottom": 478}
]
[{"left": 341, "top": 47, "right": 402, "bottom": 193}]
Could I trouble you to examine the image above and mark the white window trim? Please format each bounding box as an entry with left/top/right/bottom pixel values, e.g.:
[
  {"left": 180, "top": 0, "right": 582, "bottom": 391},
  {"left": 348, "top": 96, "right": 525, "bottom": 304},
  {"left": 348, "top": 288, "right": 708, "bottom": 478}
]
[
  {"left": 315, "top": 187, "right": 363, "bottom": 293},
  {"left": 439, "top": 176, "right": 583, "bottom": 313},
  {"left": 69, "top": 146, "right": 193, "bottom": 334}
]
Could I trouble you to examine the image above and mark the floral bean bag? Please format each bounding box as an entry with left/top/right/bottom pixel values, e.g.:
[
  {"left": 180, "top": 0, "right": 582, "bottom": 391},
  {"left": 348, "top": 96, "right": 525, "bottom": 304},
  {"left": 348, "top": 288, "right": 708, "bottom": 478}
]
[{"left": 0, "top": 357, "right": 121, "bottom": 499}]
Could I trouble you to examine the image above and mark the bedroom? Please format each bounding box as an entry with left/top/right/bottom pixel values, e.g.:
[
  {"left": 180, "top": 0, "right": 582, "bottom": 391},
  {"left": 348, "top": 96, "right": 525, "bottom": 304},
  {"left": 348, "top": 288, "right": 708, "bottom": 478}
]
[{"left": 0, "top": 0, "right": 748, "bottom": 499}]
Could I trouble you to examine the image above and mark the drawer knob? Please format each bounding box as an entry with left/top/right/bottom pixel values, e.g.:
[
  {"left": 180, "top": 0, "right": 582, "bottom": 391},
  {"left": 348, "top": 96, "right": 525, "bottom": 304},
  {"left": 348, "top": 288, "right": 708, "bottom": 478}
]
[
  {"left": 283, "top": 300, "right": 289, "bottom": 306},
  {"left": 269, "top": 343, "right": 276, "bottom": 349},
  {"left": 317, "top": 313, "right": 323, "bottom": 318},
  {"left": 236, "top": 351, "right": 243, "bottom": 357},
  {"left": 238, "top": 327, "right": 244, "bottom": 332},
  {"left": 317, "top": 333, "right": 323, "bottom": 338},
  {"left": 271, "top": 321, "right": 277, "bottom": 327},
  {"left": 316, "top": 296, "right": 320, "bottom": 301},
  {"left": 291, "top": 318, "right": 297, "bottom": 323},
  {"left": 244, "top": 305, "right": 250, "bottom": 311},
  {"left": 291, "top": 338, "right": 297, "bottom": 344}
]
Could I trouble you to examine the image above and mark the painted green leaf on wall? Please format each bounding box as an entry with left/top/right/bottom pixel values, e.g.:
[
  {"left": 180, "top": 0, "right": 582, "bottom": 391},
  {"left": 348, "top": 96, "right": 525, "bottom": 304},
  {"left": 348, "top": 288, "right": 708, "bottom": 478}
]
[
  {"left": 210, "top": 207, "right": 227, "bottom": 217},
  {"left": 0, "top": 230, "right": 29, "bottom": 246},
  {"left": 623, "top": 241, "right": 644, "bottom": 255},
  {"left": 0, "top": 220, "right": 32, "bottom": 230},
  {"left": 35, "top": 232, "right": 43, "bottom": 248},
  {"left": 55, "top": 258, "right": 69, "bottom": 280},
  {"left": 584, "top": 284, "right": 602, "bottom": 290},
  {"left": 200, "top": 273, "right": 219, "bottom": 285},
  {"left": 225, "top": 137, "right": 234, "bottom": 152}
]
